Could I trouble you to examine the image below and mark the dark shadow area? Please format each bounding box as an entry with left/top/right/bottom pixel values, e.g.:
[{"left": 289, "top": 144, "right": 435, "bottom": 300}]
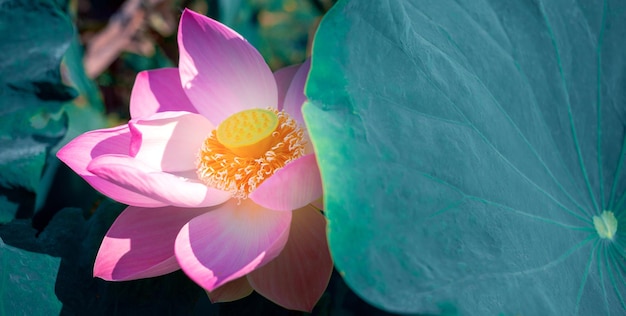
[
  {"left": 33, "top": 162, "right": 101, "bottom": 232},
  {"left": 0, "top": 186, "right": 36, "bottom": 220}
]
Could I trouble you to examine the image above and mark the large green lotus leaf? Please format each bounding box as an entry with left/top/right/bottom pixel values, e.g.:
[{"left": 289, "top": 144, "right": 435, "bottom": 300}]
[
  {"left": 0, "top": 0, "right": 75, "bottom": 191},
  {"left": 0, "top": 209, "right": 78, "bottom": 316},
  {"left": 0, "top": 238, "right": 61, "bottom": 315},
  {"left": 303, "top": 0, "right": 626, "bottom": 314}
]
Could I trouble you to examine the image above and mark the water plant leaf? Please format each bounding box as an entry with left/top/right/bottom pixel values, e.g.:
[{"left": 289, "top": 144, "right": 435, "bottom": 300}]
[
  {"left": 304, "top": 0, "right": 626, "bottom": 314},
  {"left": 0, "top": 0, "right": 75, "bottom": 192},
  {"left": 0, "top": 239, "right": 62, "bottom": 315}
]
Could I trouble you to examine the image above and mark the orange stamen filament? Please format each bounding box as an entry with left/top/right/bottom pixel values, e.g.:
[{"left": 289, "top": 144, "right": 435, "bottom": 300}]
[{"left": 196, "top": 108, "right": 305, "bottom": 199}]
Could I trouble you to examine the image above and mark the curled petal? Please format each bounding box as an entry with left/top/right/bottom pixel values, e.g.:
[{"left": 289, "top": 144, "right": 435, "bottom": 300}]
[
  {"left": 248, "top": 206, "right": 332, "bottom": 312},
  {"left": 87, "top": 154, "right": 231, "bottom": 207},
  {"left": 130, "top": 68, "right": 198, "bottom": 119},
  {"left": 174, "top": 199, "right": 291, "bottom": 291},
  {"left": 206, "top": 277, "right": 254, "bottom": 303},
  {"left": 274, "top": 64, "right": 300, "bottom": 111},
  {"left": 250, "top": 154, "right": 322, "bottom": 211},
  {"left": 56, "top": 125, "right": 165, "bottom": 207},
  {"left": 282, "top": 58, "right": 311, "bottom": 127},
  {"left": 129, "top": 111, "right": 214, "bottom": 172},
  {"left": 94, "top": 205, "right": 209, "bottom": 281},
  {"left": 178, "top": 9, "right": 277, "bottom": 124}
]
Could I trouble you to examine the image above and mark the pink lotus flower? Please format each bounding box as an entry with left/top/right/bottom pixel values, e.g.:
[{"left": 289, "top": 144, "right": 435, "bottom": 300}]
[{"left": 57, "top": 9, "right": 332, "bottom": 312}]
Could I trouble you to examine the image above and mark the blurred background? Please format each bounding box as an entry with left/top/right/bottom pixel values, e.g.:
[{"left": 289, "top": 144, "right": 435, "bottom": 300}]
[{"left": 72, "top": 0, "right": 334, "bottom": 124}]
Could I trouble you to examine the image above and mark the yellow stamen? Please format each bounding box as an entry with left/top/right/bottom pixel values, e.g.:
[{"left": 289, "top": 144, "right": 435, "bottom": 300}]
[{"left": 196, "top": 108, "right": 305, "bottom": 199}]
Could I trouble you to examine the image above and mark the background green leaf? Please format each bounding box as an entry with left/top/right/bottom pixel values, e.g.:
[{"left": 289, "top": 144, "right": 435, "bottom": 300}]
[
  {"left": 0, "top": 0, "right": 75, "bottom": 193},
  {"left": 0, "top": 238, "right": 62, "bottom": 315},
  {"left": 304, "top": 0, "right": 626, "bottom": 314}
]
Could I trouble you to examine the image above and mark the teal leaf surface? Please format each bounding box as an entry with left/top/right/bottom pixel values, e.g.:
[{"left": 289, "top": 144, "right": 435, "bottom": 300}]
[
  {"left": 0, "top": 0, "right": 74, "bottom": 191},
  {"left": 0, "top": 239, "right": 61, "bottom": 315},
  {"left": 0, "top": 209, "right": 80, "bottom": 316},
  {"left": 0, "top": 208, "right": 102, "bottom": 315},
  {"left": 304, "top": 0, "right": 626, "bottom": 314}
]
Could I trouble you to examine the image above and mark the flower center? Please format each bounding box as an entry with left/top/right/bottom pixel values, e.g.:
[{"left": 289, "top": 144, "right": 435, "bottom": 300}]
[
  {"left": 196, "top": 108, "right": 305, "bottom": 199},
  {"left": 216, "top": 109, "right": 279, "bottom": 157},
  {"left": 593, "top": 210, "right": 618, "bottom": 240}
]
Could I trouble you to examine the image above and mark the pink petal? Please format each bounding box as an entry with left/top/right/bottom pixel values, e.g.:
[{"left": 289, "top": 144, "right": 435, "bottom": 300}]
[
  {"left": 56, "top": 125, "right": 165, "bottom": 207},
  {"left": 174, "top": 198, "right": 291, "bottom": 291},
  {"left": 206, "top": 277, "right": 254, "bottom": 303},
  {"left": 87, "top": 154, "right": 231, "bottom": 207},
  {"left": 178, "top": 9, "right": 277, "bottom": 124},
  {"left": 311, "top": 197, "right": 323, "bottom": 210},
  {"left": 282, "top": 58, "right": 311, "bottom": 127},
  {"left": 94, "top": 205, "right": 209, "bottom": 281},
  {"left": 129, "top": 111, "right": 214, "bottom": 172},
  {"left": 249, "top": 154, "right": 322, "bottom": 211},
  {"left": 129, "top": 68, "right": 198, "bottom": 119},
  {"left": 248, "top": 206, "right": 332, "bottom": 312},
  {"left": 274, "top": 64, "right": 300, "bottom": 111}
]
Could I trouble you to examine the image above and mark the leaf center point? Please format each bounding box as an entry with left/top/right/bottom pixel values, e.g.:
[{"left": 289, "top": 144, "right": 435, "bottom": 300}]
[{"left": 593, "top": 211, "right": 618, "bottom": 240}]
